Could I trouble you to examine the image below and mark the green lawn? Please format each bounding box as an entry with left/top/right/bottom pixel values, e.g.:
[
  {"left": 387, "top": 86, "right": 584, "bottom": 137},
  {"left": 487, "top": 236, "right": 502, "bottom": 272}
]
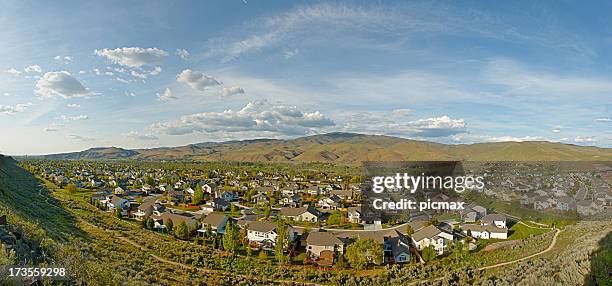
[{"left": 508, "top": 222, "right": 549, "bottom": 240}]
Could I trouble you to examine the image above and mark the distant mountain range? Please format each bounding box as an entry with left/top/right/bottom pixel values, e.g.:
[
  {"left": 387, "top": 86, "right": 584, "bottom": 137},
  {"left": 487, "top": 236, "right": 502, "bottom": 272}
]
[{"left": 30, "top": 133, "right": 612, "bottom": 163}]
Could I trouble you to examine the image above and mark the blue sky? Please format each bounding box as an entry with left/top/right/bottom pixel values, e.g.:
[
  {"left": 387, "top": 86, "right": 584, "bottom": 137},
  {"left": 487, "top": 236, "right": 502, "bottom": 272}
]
[{"left": 1, "top": 0, "right": 610, "bottom": 155}]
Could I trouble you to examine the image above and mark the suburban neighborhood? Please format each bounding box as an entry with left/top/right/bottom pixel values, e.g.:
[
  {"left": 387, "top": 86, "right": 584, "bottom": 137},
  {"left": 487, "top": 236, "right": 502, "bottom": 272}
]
[{"left": 8, "top": 159, "right": 607, "bottom": 270}]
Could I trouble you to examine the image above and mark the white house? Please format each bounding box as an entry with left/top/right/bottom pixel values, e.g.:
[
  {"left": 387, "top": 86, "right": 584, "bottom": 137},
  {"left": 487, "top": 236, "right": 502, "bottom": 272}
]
[
  {"left": 481, "top": 214, "right": 507, "bottom": 228},
  {"left": 101, "top": 195, "right": 129, "bottom": 215},
  {"left": 242, "top": 221, "right": 296, "bottom": 249},
  {"left": 411, "top": 225, "right": 453, "bottom": 255},
  {"left": 347, "top": 207, "right": 362, "bottom": 224},
  {"left": 461, "top": 224, "right": 508, "bottom": 240},
  {"left": 279, "top": 205, "right": 320, "bottom": 222}
]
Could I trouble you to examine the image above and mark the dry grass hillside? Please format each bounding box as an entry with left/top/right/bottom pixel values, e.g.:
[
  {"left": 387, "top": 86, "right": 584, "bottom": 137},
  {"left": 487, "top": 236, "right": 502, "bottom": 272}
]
[{"left": 39, "top": 133, "right": 611, "bottom": 164}]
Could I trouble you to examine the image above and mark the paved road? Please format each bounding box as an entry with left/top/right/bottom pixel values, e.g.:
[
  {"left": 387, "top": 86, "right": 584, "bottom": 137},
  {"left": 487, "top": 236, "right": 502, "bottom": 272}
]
[{"left": 291, "top": 221, "right": 420, "bottom": 233}]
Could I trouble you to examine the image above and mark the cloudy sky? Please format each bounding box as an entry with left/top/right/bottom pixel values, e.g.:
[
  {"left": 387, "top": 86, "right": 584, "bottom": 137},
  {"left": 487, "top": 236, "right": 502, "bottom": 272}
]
[{"left": 1, "top": 0, "right": 611, "bottom": 155}]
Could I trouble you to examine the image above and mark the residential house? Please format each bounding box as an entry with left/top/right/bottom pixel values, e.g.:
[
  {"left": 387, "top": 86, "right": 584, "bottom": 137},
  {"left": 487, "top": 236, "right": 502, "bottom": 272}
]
[
  {"left": 330, "top": 189, "right": 353, "bottom": 200},
  {"left": 102, "top": 195, "right": 129, "bottom": 216},
  {"left": 305, "top": 231, "right": 345, "bottom": 264},
  {"left": 280, "top": 205, "right": 320, "bottom": 222},
  {"left": 460, "top": 224, "right": 508, "bottom": 239},
  {"left": 133, "top": 197, "right": 158, "bottom": 221},
  {"left": 242, "top": 221, "right": 296, "bottom": 249},
  {"left": 577, "top": 200, "right": 601, "bottom": 216},
  {"left": 167, "top": 189, "right": 185, "bottom": 204},
  {"left": 218, "top": 190, "right": 239, "bottom": 202},
  {"left": 281, "top": 193, "right": 301, "bottom": 207},
  {"left": 347, "top": 207, "right": 362, "bottom": 224},
  {"left": 556, "top": 196, "right": 576, "bottom": 212},
  {"left": 335, "top": 229, "right": 411, "bottom": 264},
  {"left": 114, "top": 186, "right": 125, "bottom": 195},
  {"left": 411, "top": 225, "right": 453, "bottom": 255},
  {"left": 151, "top": 212, "right": 198, "bottom": 231},
  {"left": 461, "top": 205, "right": 487, "bottom": 223},
  {"left": 185, "top": 188, "right": 195, "bottom": 196},
  {"left": 520, "top": 193, "right": 536, "bottom": 206},
  {"left": 534, "top": 195, "right": 551, "bottom": 210},
  {"left": 252, "top": 192, "right": 270, "bottom": 205},
  {"left": 306, "top": 186, "right": 320, "bottom": 196},
  {"left": 481, "top": 214, "right": 507, "bottom": 228},
  {"left": 197, "top": 213, "right": 229, "bottom": 235},
  {"left": 202, "top": 198, "right": 230, "bottom": 212},
  {"left": 317, "top": 195, "right": 341, "bottom": 210}
]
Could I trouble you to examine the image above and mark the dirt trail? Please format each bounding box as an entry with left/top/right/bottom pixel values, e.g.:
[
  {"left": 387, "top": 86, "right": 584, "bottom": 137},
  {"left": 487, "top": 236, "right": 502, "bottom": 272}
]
[
  {"left": 80, "top": 220, "right": 325, "bottom": 286},
  {"left": 477, "top": 228, "right": 560, "bottom": 271},
  {"left": 407, "top": 226, "right": 561, "bottom": 285}
]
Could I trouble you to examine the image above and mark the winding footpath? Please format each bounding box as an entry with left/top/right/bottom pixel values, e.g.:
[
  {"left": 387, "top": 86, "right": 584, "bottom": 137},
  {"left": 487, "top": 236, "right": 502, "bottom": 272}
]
[
  {"left": 477, "top": 227, "right": 560, "bottom": 271},
  {"left": 407, "top": 227, "right": 562, "bottom": 285}
]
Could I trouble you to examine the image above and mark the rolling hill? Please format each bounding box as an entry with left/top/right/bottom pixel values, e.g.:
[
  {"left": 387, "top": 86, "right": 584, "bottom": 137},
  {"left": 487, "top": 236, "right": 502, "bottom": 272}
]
[{"left": 36, "top": 133, "right": 612, "bottom": 163}]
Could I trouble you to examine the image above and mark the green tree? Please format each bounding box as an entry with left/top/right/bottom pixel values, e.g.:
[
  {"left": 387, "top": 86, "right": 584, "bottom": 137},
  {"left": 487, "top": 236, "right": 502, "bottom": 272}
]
[
  {"left": 258, "top": 250, "right": 268, "bottom": 262},
  {"left": 115, "top": 206, "right": 123, "bottom": 218},
  {"left": 239, "top": 225, "right": 248, "bottom": 246},
  {"left": 146, "top": 218, "right": 155, "bottom": 230},
  {"left": 263, "top": 205, "right": 271, "bottom": 219},
  {"left": 205, "top": 224, "right": 213, "bottom": 238},
  {"left": 175, "top": 220, "right": 189, "bottom": 240},
  {"left": 274, "top": 220, "right": 290, "bottom": 264},
  {"left": 450, "top": 241, "right": 466, "bottom": 262},
  {"left": 326, "top": 211, "right": 344, "bottom": 226},
  {"left": 192, "top": 189, "right": 204, "bottom": 205},
  {"left": 422, "top": 245, "right": 436, "bottom": 262},
  {"left": 334, "top": 254, "right": 347, "bottom": 269},
  {"left": 406, "top": 224, "right": 414, "bottom": 238},
  {"left": 345, "top": 238, "right": 382, "bottom": 269},
  {"left": 165, "top": 218, "right": 174, "bottom": 233},
  {"left": 0, "top": 242, "right": 16, "bottom": 265},
  {"left": 66, "top": 183, "right": 78, "bottom": 193},
  {"left": 222, "top": 221, "right": 238, "bottom": 254},
  {"left": 140, "top": 218, "right": 148, "bottom": 228}
]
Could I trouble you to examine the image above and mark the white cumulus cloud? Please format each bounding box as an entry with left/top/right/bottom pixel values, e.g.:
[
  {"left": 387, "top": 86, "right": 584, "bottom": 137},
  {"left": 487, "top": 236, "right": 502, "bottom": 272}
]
[
  {"left": 218, "top": 86, "right": 245, "bottom": 97},
  {"left": 391, "top": 108, "right": 412, "bottom": 116},
  {"left": 35, "top": 71, "right": 91, "bottom": 99},
  {"left": 176, "top": 69, "right": 222, "bottom": 91},
  {"left": 68, "top": 134, "right": 95, "bottom": 142},
  {"left": 94, "top": 47, "right": 168, "bottom": 68},
  {"left": 24, "top": 65, "right": 42, "bottom": 73},
  {"left": 0, "top": 103, "right": 32, "bottom": 115},
  {"left": 341, "top": 112, "right": 466, "bottom": 138},
  {"left": 6, "top": 68, "right": 21, "bottom": 76},
  {"left": 157, "top": 88, "right": 177, "bottom": 101},
  {"left": 574, "top": 136, "right": 597, "bottom": 143},
  {"left": 149, "top": 99, "right": 334, "bottom": 136},
  {"left": 176, "top": 48, "right": 190, "bottom": 60},
  {"left": 125, "top": 131, "right": 159, "bottom": 140},
  {"left": 60, "top": 114, "right": 88, "bottom": 121}
]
